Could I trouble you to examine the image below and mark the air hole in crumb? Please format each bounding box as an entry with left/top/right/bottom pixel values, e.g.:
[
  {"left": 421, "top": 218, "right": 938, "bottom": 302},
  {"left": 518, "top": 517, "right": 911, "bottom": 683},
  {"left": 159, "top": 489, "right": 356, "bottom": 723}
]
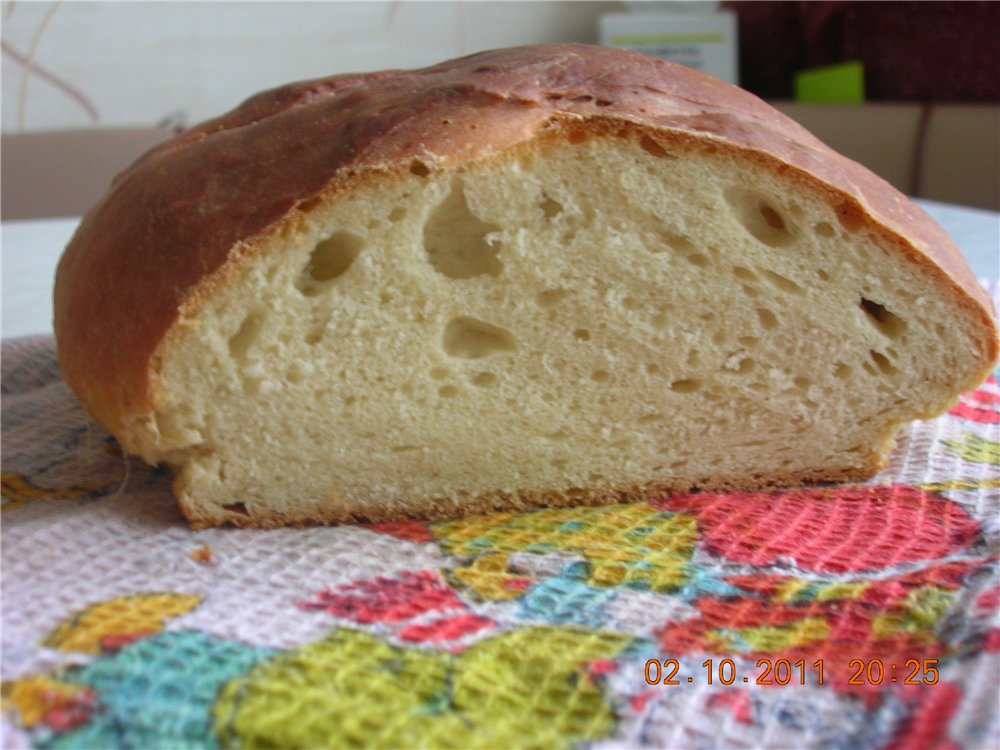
[
  {"left": 392, "top": 445, "right": 425, "bottom": 453},
  {"left": 223, "top": 502, "right": 250, "bottom": 517},
  {"left": 591, "top": 370, "right": 610, "bottom": 383},
  {"left": 739, "top": 336, "right": 759, "bottom": 346},
  {"left": 859, "top": 297, "right": 907, "bottom": 339},
  {"left": 761, "top": 269, "right": 805, "bottom": 295},
  {"left": 760, "top": 205, "right": 784, "bottom": 229},
  {"left": 596, "top": 98, "right": 613, "bottom": 107},
  {"left": 388, "top": 207, "right": 406, "bottom": 223},
  {"left": 573, "top": 328, "right": 591, "bottom": 341},
  {"left": 685, "top": 253, "right": 712, "bottom": 268},
  {"left": 430, "top": 367, "right": 450, "bottom": 380},
  {"left": 723, "top": 187, "right": 795, "bottom": 247},
  {"left": 409, "top": 160, "right": 431, "bottom": 177},
  {"left": 659, "top": 232, "right": 696, "bottom": 255},
  {"left": 742, "top": 285, "right": 760, "bottom": 298},
  {"left": 756, "top": 307, "right": 779, "bottom": 330},
  {"left": 588, "top": 473, "right": 606, "bottom": 483},
  {"left": 670, "top": 379, "right": 701, "bottom": 393},
  {"left": 834, "top": 362, "right": 852, "bottom": 380},
  {"left": 540, "top": 194, "right": 563, "bottom": 219},
  {"left": 443, "top": 317, "right": 517, "bottom": 359},
  {"left": 304, "top": 322, "right": 326, "bottom": 345},
  {"left": 438, "top": 384, "right": 459, "bottom": 398},
  {"left": 295, "top": 230, "right": 365, "bottom": 295},
  {"left": 228, "top": 311, "right": 264, "bottom": 361},
  {"left": 794, "top": 376, "right": 812, "bottom": 390},
  {"left": 732, "top": 266, "right": 757, "bottom": 281},
  {"left": 640, "top": 135, "right": 674, "bottom": 159},
  {"left": 817, "top": 269, "right": 830, "bottom": 281},
  {"left": 552, "top": 458, "right": 569, "bottom": 470},
  {"left": 646, "top": 363, "right": 660, "bottom": 374},
  {"left": 815, "top": 222, "right": 836, "bottom": 238},
  {"left": 424, "top": 178, "right": 502, "bottom": 279},
  {"left": 472, "top": 372, "right": 497, "bottom": 388},
  {"left": 869, "top": 350, "right": 897, "bottom": 375},
  {"left": 536, "top": 289, "right": 570, "bottom": 308}
]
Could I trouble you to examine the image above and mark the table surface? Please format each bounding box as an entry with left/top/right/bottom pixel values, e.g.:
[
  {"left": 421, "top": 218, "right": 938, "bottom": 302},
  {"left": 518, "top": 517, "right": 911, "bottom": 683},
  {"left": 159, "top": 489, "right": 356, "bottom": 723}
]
[
  {"left": 2, "top": 202, "right": 999, "bottom": 750},
  {"left": 2, "top": 200, "right": 999, "bottom": 339}
]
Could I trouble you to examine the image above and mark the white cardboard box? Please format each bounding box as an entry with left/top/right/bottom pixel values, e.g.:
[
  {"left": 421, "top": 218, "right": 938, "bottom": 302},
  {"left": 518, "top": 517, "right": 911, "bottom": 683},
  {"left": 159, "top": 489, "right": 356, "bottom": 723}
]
[{"left": 599, "top": 11, "right": 739, "bottom": 84}]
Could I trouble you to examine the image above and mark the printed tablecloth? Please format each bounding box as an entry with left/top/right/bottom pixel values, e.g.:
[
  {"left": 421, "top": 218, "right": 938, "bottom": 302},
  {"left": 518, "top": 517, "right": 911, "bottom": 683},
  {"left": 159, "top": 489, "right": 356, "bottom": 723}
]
[{"left": 2, "top": 310, "right": 998, "bottom": 749}]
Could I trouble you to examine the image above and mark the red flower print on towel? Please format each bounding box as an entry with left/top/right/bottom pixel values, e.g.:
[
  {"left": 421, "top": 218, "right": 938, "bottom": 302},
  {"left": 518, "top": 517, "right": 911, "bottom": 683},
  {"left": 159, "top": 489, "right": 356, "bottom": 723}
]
[
  {"left": 299, "top": 570, "right": 466, "bottom": 624},
  {"left": 657, "top": 485, "right": 978, "bottom": 573},
  {"left": 949, "top": 377, "right": 1000, "bottom": 423}
]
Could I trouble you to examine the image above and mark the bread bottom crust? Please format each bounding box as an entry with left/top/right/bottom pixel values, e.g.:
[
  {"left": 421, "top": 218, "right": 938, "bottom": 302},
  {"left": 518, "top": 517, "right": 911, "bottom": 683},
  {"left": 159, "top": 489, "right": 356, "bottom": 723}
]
[{"left": 179, "top": 464, "right": 881, "bottom": 530}]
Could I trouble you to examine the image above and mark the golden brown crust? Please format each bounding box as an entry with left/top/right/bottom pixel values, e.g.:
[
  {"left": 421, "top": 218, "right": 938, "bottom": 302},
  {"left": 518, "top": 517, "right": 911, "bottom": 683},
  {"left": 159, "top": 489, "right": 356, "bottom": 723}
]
[
  {"left": 54, "top": 43, "right": 997, "bottom": 460},
  {"left": 179, "top": 463, "right": 881, "bottom": 530}
]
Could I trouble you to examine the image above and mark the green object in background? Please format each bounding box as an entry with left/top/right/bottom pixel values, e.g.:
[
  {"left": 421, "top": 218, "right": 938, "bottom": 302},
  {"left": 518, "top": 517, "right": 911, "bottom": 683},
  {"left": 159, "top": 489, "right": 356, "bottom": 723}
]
[{"left": 794, "top": 62, "right": 865, "bottom": 103}]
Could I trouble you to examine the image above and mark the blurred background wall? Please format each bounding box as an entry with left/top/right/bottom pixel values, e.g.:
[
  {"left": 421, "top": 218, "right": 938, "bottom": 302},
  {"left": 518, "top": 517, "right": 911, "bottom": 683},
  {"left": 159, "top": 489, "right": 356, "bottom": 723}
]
[
  {"left": 3, "top": 0, "right": 998, "bottom": 217},
  {"left": 2, "top": 1, "right": 622, "bottom": 132}
]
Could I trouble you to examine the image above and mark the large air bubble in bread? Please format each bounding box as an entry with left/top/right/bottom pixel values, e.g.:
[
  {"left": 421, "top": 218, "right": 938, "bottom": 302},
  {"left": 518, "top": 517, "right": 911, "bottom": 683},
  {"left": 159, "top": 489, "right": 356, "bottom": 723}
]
[{"left": 52, "top": 44, "right": 997, "bottom": 528}]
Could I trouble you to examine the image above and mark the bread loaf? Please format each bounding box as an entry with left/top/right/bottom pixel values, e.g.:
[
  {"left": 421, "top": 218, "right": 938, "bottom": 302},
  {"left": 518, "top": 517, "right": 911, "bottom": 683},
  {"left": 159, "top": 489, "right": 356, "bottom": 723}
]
[{"left": 54, "top": 44, "right": 998, "bottom": 528}]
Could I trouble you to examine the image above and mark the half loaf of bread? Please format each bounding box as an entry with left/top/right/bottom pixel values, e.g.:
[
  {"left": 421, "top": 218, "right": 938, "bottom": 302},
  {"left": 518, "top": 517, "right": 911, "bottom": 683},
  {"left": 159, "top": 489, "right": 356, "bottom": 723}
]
[{"left": 54, "top": 44, "right": 998, "bottom": 528}]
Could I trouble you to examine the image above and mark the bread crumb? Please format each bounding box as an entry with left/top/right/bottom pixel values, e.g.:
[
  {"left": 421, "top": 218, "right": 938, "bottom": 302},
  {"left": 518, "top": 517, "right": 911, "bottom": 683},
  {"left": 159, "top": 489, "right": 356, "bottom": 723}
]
[{"left": 189, "top": 544, "right": 212, "bottom": 564}]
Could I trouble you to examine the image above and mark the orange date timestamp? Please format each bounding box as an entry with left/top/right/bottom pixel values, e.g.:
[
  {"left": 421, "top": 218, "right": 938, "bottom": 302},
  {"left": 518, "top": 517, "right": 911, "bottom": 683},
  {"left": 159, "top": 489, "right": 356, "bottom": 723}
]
[{"left": 644, "top": 658, "right": 940, "bottom": 687}]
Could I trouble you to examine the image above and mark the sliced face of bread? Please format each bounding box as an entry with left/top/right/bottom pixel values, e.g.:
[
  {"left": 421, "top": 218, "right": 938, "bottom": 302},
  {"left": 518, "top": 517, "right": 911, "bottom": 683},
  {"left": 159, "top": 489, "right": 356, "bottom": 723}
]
[{"left": 53, "top": 45, "right": 998, "bottom": 528}]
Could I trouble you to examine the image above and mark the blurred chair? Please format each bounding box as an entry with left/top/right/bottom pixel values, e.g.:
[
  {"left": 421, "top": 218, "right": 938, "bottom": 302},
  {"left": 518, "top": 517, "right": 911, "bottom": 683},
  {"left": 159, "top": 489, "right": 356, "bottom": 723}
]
[
  {"left": 920, "top": 105, "right": 1000, "bottom": 211},
  {"left": 2, "top": 127, "right": 176, "bottom": 221},
  {"left": 773, "top": 102, "right": 1000, "bottom": 211}
]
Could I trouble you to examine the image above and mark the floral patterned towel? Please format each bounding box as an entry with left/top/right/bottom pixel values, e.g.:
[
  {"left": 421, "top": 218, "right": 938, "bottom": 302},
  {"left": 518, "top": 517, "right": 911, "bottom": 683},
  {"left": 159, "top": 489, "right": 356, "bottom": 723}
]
[{"left": 2, "top": 303, "right": 998, "bottom": 749}]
